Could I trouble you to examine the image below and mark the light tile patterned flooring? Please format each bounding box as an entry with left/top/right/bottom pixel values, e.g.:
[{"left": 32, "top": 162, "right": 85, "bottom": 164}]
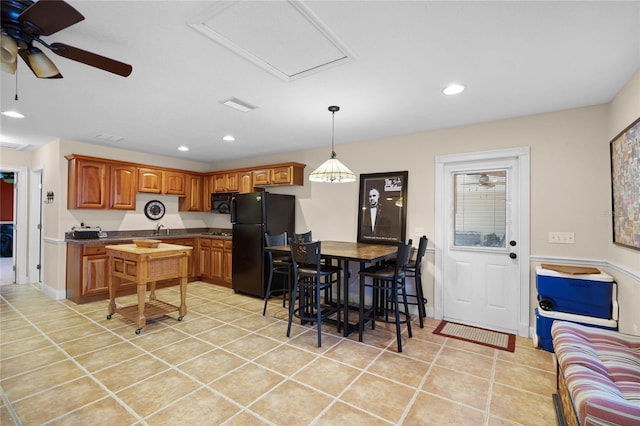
[{"left": 0, "top": 282, "right": 557, "bottom": 425}]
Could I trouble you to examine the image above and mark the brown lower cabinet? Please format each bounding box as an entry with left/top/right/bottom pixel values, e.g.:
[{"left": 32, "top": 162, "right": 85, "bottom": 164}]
[
  {"left": 198, "top": 237, "right": 232, "bottom": 288},
  {"left": 66, "top": 238, "right": 199, "bottom": 304}
]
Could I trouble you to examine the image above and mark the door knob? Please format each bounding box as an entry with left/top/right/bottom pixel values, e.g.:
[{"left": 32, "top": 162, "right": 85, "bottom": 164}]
[
  {"left": 509, "top": 240, "right": 517, "bottom": 247},
  {"left": 509, "top": 252, "right": 517, "bottom": 259}
]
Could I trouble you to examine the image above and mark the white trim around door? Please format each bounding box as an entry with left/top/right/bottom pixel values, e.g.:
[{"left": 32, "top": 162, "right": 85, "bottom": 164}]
[{"left": 435, "top": 147, "right": 531, "bottom": 337}]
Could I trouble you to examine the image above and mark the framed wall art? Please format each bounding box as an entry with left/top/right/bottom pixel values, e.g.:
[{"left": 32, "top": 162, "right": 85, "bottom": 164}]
[
  {"left": 610, "top": 116, "right": 640, "bottom": 250},
  {"left": 357, "top": 171, "right": 408, "bottom": 245}
]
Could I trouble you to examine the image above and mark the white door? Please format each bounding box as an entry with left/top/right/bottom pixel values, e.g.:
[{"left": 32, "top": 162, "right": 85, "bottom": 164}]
[{"left": 435, "top": 148, "right": 530, "bottom": 336}]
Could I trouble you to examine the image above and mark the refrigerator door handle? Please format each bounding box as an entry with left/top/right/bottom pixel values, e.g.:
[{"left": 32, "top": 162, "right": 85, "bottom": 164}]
[{"left": 230, "top": 195, "right": 237, "bottom": 223}]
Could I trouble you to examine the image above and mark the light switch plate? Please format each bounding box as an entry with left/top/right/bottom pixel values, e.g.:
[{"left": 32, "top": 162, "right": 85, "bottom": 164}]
[{"left": 548, "top": 232, "right": 575, "bottom": 244}]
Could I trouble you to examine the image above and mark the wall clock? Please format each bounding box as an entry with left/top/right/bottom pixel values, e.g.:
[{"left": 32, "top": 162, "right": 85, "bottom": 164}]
[{"left": 144, "top": 200, "right": 165, "bottom": 220}]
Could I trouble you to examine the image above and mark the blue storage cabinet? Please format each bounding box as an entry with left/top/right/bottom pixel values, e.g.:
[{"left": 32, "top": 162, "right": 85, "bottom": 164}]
[
  {"left": 535, "top": 306, "right": 618, "bottom": 352},
  {"left": 536, "top": 267, "right": 615, "bottom": 319}
]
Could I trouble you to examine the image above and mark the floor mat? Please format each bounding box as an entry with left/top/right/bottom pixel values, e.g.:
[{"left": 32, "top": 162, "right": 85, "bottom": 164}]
[{"left": 433, "top": 320, "right": 516, "bottom": 352}]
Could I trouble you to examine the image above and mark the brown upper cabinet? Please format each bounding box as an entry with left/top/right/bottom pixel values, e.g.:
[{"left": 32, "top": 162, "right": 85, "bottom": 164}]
[
  {"left": 138, "top": 167, "right": 186, "bottom": 196},
  {"left": 238, "top": 170, "right": 253, "bottom": 193},
  {"left": 67, "top": 155, "right": 305, "bottom": 210},
  {"left": 178, "top": 174, "right": 202, "bottom": 211},
  {"left": 67, "top": 155, "right": 136, "bottom": 210},
  {"left": 213, "top": 172, "right": 239, "bottom": 193},
  {"left": 109, "top": 164, "right": 137, "bottom": 210},
  {"left": 252, "top": 163, "right": 304, "bottom": 186}
]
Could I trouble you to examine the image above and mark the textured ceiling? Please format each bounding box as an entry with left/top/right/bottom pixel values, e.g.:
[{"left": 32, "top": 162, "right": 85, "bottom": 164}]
[{"left": 1, "top": 1, "right": 639, "bottom": 164}]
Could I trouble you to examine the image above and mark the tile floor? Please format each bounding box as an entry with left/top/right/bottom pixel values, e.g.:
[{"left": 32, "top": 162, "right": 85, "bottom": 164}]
[{"left": 0, "top": 281, "right": 557, "bottom": 425}]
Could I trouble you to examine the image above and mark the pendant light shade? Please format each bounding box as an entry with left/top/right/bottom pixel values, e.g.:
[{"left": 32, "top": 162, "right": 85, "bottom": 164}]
[{"left": 309, "top": 105, "right": 356, "bottom": 183}]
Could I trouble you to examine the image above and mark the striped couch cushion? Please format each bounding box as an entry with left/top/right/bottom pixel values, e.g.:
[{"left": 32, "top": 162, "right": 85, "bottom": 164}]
[{"left": 551, "top": 321, "right": 640, "bottom": 425}]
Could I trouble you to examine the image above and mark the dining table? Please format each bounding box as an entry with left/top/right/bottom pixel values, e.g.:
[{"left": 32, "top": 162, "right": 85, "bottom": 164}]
[{"left": 264, "top": 240, "right": 399, "bottom": 336}]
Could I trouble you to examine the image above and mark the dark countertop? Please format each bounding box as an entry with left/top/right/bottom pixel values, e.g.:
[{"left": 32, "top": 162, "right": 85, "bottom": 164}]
[{"left": 65, "top": 228, "right": 232, "bottom": 245}]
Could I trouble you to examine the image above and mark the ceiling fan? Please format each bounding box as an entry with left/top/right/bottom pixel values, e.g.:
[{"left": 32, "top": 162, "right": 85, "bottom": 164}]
[
  {"left": 0, "top": 0, "right": 132, "bottom": 79},
  {"left": 460, "top": 173, "right": 506, "bottom": 188}
]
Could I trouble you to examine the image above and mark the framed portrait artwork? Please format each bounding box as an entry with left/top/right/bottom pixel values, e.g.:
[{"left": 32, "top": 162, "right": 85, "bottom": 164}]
[
  {"left": 357, "top": 171, "right": 408, "bottom": 245},
  {"left": 610, "top": 117, "right": 640, "bottom": 250}
]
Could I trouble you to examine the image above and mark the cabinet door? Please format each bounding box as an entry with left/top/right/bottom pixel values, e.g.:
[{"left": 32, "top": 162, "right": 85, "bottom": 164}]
[
  {"left": 179, "top": 174, "right": 202, "bottom": 211},
  {"left": 68, "top": 159, "right": 108, "bottom": 209},
  {"left": 252, "top": 169, "right": 271, "bottom": 186},
  {"left": 164, "top": 171, "right": 186, "bottom": 195},
  {"left": 138, "top": 168, "right": 163, "bottom": 193},
  {"left": 239, "top": 171, "right": 253, "bottom": 193},
  {"left": 211, "top": 245, "right": 224, "bottom": 282},
  {"left": 225, "top": 172, "right": 239, "bottom": 192},
  {"left": 198, "top": 239, "right": 212, "bottom": 278},
  {"left": 82, "top": 255, "right": 109, "bottom": 296},
  {"left": 202, "top": 175, "right": 214, "bottom": 212},
  {"left": 223, "top": 240, "right": 233, "bottom": 284},
  {"left": 213, "top": 174, "right": 226, "bottom": 193},
  {"left": 110, "top": 164, "right": 137, "bottom": 210},
  {"left": 271, "top": 166, "right": 293, "bottom": 185}
]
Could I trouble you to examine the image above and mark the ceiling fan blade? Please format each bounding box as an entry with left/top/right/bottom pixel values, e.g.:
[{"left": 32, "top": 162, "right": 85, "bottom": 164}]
[
  {"left": 18, "top": 0, "right": 85, "bottom": 36},
  {"left": 50, "top": 43, "right": 132, "bottom": 77},
  {"left": 18, "top": 49, "right": 63, "bottom": 78}
]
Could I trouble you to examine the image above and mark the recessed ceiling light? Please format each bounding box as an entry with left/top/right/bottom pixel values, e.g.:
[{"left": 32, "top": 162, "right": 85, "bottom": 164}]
[
  {"left": 178, "top": 146, "right": 189, "bottom": 151},
  {"left": 222, "top": 135, "right": 235, "bottom": 142},
  {"left": 443, "top": 83, "right": 465, "bottom": 95},
  {"left": 1, "top": 110, "right": 24, "bottom": 118}
]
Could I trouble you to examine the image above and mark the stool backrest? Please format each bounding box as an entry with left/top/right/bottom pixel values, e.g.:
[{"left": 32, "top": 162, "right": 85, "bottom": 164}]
[
  {"left": 394, "top": 242, "right": 413, "bottom": 276},
  {"left": 265, "top": 231, "right": 288, "bottom": 248},
  {"left": 292, "top": 230, "right": 313, "bottom": 243},
  {"left": 414, "top": 236, "right": 428, "bottom": 271},
  {"left": 290, "top": 241, "right": 321, "bottom": 273}
]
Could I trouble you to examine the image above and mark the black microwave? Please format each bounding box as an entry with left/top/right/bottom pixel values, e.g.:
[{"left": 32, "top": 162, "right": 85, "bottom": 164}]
[{"left": 211, "top": 193, "right": 233, "bottom": 214}]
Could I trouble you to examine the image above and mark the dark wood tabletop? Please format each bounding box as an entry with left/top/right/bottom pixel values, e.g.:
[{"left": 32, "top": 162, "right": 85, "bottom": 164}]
[{"left": 265, "top": 240, "right": 398, "bottom": 262}]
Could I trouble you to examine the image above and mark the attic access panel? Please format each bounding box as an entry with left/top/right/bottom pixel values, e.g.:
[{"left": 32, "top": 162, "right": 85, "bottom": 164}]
[{"left": 189, "top": 1, "right": 355, "bottom": 81}]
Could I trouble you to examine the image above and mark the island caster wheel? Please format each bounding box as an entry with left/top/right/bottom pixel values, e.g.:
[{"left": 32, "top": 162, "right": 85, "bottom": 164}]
[
  {"left": 135, "top": 328, "right": 142, "bottom": 335},
  {"left": 106, "top": 314, "right": 112, "bottom": 320},
  {"left": 178, "top": 316, "right": 184, "bottom": 321}
]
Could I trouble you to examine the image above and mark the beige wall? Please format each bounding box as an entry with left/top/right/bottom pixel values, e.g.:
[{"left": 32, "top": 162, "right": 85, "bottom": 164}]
[{"left": 5, "top": 71, "right": 639, "bottom": 335}]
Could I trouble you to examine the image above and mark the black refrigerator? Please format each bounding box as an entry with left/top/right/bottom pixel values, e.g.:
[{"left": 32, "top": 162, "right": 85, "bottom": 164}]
[{"left": 231, "top": 192, "right": 295, "bottom": 298}]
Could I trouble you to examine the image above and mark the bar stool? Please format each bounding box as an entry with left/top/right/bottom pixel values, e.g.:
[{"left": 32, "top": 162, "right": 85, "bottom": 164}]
[
  {"left": 403, "top": 235, "right": 428, "bottom": 327},
  {"left": 262, "top": 232, "right": 292, "bottom": 316},
  {"left": 358, "top": 242, "right": 413, "bottom": 352},
  {"left": 287, "top": 240, "right": 341, "bottom": 347}
]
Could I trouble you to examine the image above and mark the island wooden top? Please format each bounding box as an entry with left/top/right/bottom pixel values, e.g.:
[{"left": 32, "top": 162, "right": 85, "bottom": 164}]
[{"left": 106, "top": 243, "right": 192, "bottom": 255}]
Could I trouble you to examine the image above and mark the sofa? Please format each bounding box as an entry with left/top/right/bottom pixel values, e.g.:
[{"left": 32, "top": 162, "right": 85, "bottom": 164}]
[{"left": 551, "top": 321, "right": 640, "bottom": 425}]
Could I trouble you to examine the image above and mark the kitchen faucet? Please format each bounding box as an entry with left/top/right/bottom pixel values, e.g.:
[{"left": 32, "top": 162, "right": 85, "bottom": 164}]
[{"left": 155, "top": 223, "right": 164, "bottom": 235}]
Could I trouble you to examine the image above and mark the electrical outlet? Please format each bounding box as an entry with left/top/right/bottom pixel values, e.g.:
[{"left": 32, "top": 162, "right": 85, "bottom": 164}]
[
  {"left": 414, "top": 227, "right": 424, "bottom": 237},
  {"left": 548, "top": 232, "right": 575, "bottom": 244}
]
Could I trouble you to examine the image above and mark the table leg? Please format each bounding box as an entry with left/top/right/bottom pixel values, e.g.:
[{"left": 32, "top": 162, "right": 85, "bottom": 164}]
[
  {"left": 136, "top": 282, "right": 146, "bottom": 330},
  {"left": 342, "top": 260, "right": 350, "bottom": 337},
  {"left": 107, "top": 257, "right": 116, "bottom": 316},
  {"left": 149, "top": 281, "right": 157, "bottom": 301},
  {"left": 178, "top": 276, "right": 187, "bottom": 317}
]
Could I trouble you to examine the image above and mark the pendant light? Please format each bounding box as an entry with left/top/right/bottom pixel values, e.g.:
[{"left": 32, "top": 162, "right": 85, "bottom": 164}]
[{"left": 309, "top": 105, "right": 356, "bottom": 183}]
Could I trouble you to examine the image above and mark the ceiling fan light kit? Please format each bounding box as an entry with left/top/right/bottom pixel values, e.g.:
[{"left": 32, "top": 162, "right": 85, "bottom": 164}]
[
  {"left": 309, "top": 105, "right": 356, "bottom": 183},
  {"left": 23, "top": 46, "right": 60, "bottom": 78},
  {"left": 0, "top": 0, "right": 132, "bottom": 79}
]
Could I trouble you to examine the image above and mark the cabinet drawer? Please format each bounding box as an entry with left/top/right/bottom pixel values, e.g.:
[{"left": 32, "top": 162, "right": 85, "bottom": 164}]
[
  {"left": 211, "top": 239, "right": 224, "bottom": 248},
  {"left": 224, "top": 240, "right": 232, "bottom": 250},
  {"left": 83, "top": 246, "right": 106, "bottom": 256}
]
